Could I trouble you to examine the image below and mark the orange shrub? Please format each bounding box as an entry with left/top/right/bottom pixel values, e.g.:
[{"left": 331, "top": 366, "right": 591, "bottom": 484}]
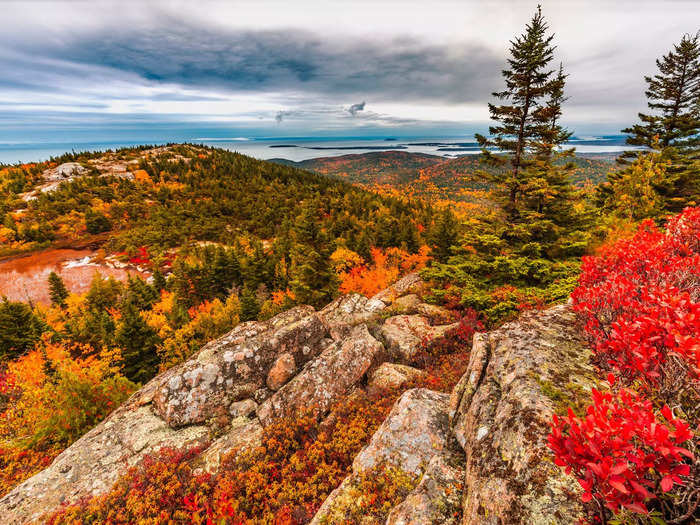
[{"left": 339, "top": 246, "right": 431, "bottom": 297}]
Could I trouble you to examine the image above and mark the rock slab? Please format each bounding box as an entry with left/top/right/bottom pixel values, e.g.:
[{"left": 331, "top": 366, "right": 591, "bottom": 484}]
[{"left": 450, "top": 303, "right": 595, "bottom": 525}]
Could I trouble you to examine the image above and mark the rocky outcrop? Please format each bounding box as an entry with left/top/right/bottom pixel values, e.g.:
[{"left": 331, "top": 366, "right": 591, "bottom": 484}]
[
  {"left": 381, "top": 314, "right": 457, "bottom": 363},
  {"left": 150, "top": 306, "right": 328, "bottom": 427},
  {"left": 1, "top": 274, "right": 463, "bottom": 525},
  {"left": 0, "top": 403, "right": 211, "bottom": 524},
  {"left": 368, "top": 363, "right": 426, "bottom": 391},
  {"left": 310, "top": 388, "right": 464, "bottom": 525},
  {"left": 386, "top": 453, "right": 463, "bottom": 525},
  {"left": 0, "top": 273, "right": 595, "bottom": 525},
  {"left": 257, "top": 324, "right": 383, "bottom": 426},
  {"left": 450, "top": 303, "right": 595, "bottom": 524}
]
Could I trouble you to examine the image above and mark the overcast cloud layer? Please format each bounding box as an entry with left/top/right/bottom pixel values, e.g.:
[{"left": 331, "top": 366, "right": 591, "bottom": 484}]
[{"left": 1, "top": 0, "right": 699, "bottom": 139}]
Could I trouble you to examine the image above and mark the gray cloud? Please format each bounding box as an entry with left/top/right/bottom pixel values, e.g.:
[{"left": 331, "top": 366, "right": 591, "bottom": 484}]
[
  {"left": 347, "top": 101, "right": 366, "bottom": 116},
  {"left": 3, "top": 25, "right": 501, "bottom": 104}
]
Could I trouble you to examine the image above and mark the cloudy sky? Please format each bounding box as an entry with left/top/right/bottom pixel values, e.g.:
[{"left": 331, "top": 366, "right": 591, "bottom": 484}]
[{"left": 1, "top": 0, "right": 699, "bottom": 141}]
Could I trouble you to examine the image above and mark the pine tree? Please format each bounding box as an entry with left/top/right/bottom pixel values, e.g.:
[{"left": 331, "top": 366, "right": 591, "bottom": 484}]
[
  {"left": 152, "top": 268, "right": 167, "bottom": 292},
  {"left": 430, "top": 208, "right": 459, "bottom": 262},
  {"left": 475, "top": 5, "right": 571, "bottom": 221},
  {"left": 239, "top": 286, "right": 260, "bottom": 322},
  {"left": 48, "top": 271, "right": 69, "bottom": 307},
  {"left": 115, "top": 300, "right": 160, "bottom": 384},
  {"left": 614, "top": 32, "right": 700, "bottom": 213}
]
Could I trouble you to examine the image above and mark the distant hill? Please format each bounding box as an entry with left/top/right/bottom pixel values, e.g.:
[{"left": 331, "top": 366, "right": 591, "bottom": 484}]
[{"left": 271, "top": 151, "right": 614, "bottom": 204}]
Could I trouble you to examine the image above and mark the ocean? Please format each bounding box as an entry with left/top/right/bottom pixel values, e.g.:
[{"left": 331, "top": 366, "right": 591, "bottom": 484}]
[{"left": 0, "top": 135, "right": 636, "bottom": 165}]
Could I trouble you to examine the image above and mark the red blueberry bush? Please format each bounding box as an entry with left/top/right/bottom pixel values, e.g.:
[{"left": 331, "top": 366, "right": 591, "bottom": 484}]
[{"left": 549, "top": 207, "right": 700, "bottom": 523}]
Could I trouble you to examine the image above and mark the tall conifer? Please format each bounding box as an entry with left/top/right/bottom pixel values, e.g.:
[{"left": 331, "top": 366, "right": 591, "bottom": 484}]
[{"left": 475, "top": 5, "right": 572, "bottom": 221}]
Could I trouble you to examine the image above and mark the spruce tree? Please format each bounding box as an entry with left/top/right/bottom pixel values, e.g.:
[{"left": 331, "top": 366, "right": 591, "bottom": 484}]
[
  {"left": 621, "top": 32, "right": 700, "bottom": 155},
  {"left": 290, "top": 200, "right": 337, "bottom": 307},
  {"left": 152, "top": 268, "right": 167, "bottom": 292},
  {"left": 115, "top": 300, "right": 160, "bottom": 384},
  {"left": 612, "top": 32, "right": 700, "bottom": 213},
  {"left": 430, "top": 208, "right": 459, "bottom": 262},
  {"left": 475, "top": 5, "right": 571, "bottom": 221},
  {"left": 48, "top": 271, "right": 69, "bottom": 307}
]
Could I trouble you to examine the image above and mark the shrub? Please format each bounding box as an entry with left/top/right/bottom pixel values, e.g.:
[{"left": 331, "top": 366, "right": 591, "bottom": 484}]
[
  {"left": 548, "top": 385, "right": 693, "bottom": 516},
  {"left": 550, "top": 207, "right": 700, "bottom": 523}
]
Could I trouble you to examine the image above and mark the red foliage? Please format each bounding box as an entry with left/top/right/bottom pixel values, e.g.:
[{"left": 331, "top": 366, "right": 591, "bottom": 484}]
[
  {"left": 571, "top": 209, "right": 700, "bottom": 391},
  {"left": 548, "top": 386, "right": 693, "bottom": 515},
  {"left": 550, "top": 207, "right": 700, "bottom": 521}
]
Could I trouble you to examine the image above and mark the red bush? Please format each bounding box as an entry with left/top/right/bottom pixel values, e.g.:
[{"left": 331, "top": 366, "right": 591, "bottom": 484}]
[
  {"left": 551, "top": 207, "right": 700, "bottom": 522},
  {"left": 548, "top": 385, "right": 693, "bottom": 515}
]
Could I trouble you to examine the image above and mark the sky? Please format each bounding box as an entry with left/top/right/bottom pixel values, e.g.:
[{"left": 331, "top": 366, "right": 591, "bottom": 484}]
[{"left": 1, "top": 0, "right": 699, "bottom": 142}]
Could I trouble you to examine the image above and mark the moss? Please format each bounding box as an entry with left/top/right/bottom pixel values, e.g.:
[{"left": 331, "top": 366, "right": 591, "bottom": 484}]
[{"left": 529, "top": 371, "right": 590, "bottom": 418}]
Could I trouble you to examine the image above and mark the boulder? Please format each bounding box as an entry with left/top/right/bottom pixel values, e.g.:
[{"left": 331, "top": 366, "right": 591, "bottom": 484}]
[
  {"left": 371, "top": 273, "right": 424, "bottom": 305},
  {"left": 368, "top": 362, "right": 426, "bottom": 391},
  {"left": 151, "top": 306, "right": 329, "bottom": 427},
  {"left": 197, "top": 418, "right": 263, "bottom": 472},
  {"left": 380, "top": 315, "right": 457, "bottom": 363},
  {"left": 318, "top": 293, "right": 385, "bottom": 340},
  {"left": 416, "top": 303, "right": 455, "bottom": 324},
  {"left": 266, "top": 352, "right": 296, "bottom": 390},
  {"left": 391, "top": 293, "right": 422, "bottom": 312},
  {"left": 257, "top": 324, "right": 383, "bottom": 426},
  {"left": 228, "top": 399, "right": 258, "bottom": 418},
  {"left": 386, "top": 453, "right": 463, "bottom": 525},
  {"left": 310, "top": 389, "right": 463, "bottom": 525},
  {"left": 450, "top": 303, "right": 595, "bottom": 525}
]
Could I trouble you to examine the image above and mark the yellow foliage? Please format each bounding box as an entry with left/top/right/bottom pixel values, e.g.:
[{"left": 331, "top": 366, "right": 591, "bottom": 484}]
[{"left": 157, "top": 294, "right": 240, "bottom": 370}]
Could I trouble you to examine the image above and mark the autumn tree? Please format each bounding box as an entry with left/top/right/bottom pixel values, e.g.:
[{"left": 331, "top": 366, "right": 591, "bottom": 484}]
[{"left": 48, "top": 272, "right": 69, "bottom": 307}]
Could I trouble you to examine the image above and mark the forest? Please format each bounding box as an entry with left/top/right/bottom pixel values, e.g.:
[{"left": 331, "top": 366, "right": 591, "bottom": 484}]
[{"left": 0, "top": 5, "right": 699, "bottom": 525}]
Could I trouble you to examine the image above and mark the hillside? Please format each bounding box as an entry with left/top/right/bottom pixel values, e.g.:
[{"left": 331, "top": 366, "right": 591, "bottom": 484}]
[{"left": 272, "top": 151, "right": 614, "bottom": 206}]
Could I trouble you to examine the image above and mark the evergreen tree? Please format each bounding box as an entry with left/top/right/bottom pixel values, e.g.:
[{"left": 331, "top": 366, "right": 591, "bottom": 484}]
[
  {"left": 475, "top": 5, "right": 571, "bottom": 221},
  {"left": 621, "top": 32, "right": 700, "bottom": 155},
  {"left": 239, "top": 286, "right": 260, "bottom": 322},
  {"left": 115, "top": 301, "right": 160, "bottom": 384},
  {"left": 48, "top": 271, "right": 69, "bottom": 307},
  {"left": 152, "top": 268, "right": 167, "bottom": 292},
  {"left": 290, "top": 200, "right": 337, "bottom": 307},
  {"left": 424, "top": 6, "right": 588, "bottom": 325},
  {"left": 0, "top": 299, "right": 44, "bottom": 360},
  {"left": 611, "top": 32, "right": 700, "bottom": 213},
  {"left": 430, "top": 208, "right": 459, "bottom": 262}
]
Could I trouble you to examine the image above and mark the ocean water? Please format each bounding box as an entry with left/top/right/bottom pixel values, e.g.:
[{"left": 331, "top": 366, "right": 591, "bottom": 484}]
[{"left": 0, "top": 135, "right": 635, "bottom": 165}]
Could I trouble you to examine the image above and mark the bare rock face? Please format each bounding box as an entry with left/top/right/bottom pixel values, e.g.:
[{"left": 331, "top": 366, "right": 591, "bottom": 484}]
[
  {"left": 0, "top": 403, "right": 210, "bottom": 525},
  {"left": 386, "top": 452, "right": 464, "bottom": 525},
  {"left": 310, "top": 388, "right": 464, "bottom": 525},
  {"left": 380, "top": 315, "right": 458, "bottom": 363},
  {"left": 450, "top": 303, "right": 595, "bottom": 525},
  {"left": 197, "top": 418, "right": 262, "bottom": 472},
  {"left": 318, "top": 292, "right": 386, "bottom": 340},
  {"left": 368, "top": 362, "right": 426, "bottom": 391},
  {"left": 151, "top": 306, "right": 328, "bottom": 427},
  {"left": 257, "top": 324, "right": 383, "bottom": 426}
]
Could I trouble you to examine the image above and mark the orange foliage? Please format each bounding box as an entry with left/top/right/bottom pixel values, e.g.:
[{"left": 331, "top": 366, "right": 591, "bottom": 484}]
[
  {"left": 0, "top": 340, "right": 135, "bottom": 496},
  {"left": 338, "top": 246, "right": 431, "bottom": 297}
]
